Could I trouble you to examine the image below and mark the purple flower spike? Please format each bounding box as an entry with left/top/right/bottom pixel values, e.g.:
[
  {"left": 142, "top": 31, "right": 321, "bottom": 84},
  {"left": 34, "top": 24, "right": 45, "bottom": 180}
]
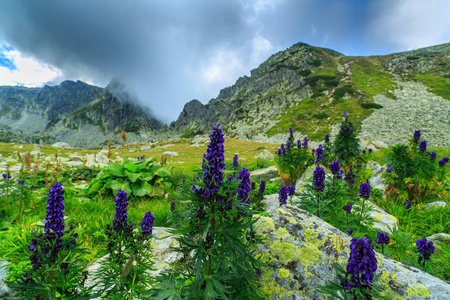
[
  {"left": 344, "top": 237, "right": 377, "bottom": 290},
  {"left": 344, "top": 113, "right": 348, "bottom": 117},
  {"left": 141, "top": 211, "right": 155, "bottom": 237},
  {"left": 324, "top": 134, "right": 330, "bottom": 143},
  {"left": 303, "top": 136, "right": 308, "bottom": 149},
  {"left": 386, "top": 168, "right": 392, "bottom": 173},
  {"left": 313, "top": 166, "right": 325, "bottom": 193},
  {"left": 237, "top": 168, "right": 251, "bottom": 205},
  {"left": 233, "top": 154, "right": 239, "bottom": 169},
  {"left": 287, "top": 185, "right": 295, "bottom": 196},
  {"left": 203, "top": 124, "right": 225, "bottom": 194},
  {"left": 297, "top": 140, "right": 301, "bottom": 149},
  {"left": 113, "top": 190, "right": 128, "bottom": 232},
  {"left": 359, "top": 183, "right": 371, "bottom": 200},
  {"left": 315, "top": 144, "right": 323, "bottom": 164},
  {"left": 286, "top": 140, "right": 291, "bottom": 150},
  {"left": 330, "top": 160, "right": 341, "bottom": 176},
  {"left": 343, "top": 204, "right": 352, "bottom": 214},
  {"left": 414, "top": 130, "right": 421, "bottom": 143},
  {"left": 362, "top": 149, "right": 366, "bottom": 155},
  {"left": 376, "top": 232, "right": 390, "bottom": 245},
  {"left": 19, "top": 180, "right": 24, "bottom": 184},
  {"left": 289, "top": 127, "right": 294, "bottom": 140},
  {"left": 348, "top": 228, "right": 353, "bottom": 235},
  {"left": 45, "top": 182, "right": 65, "bottom": 241},
  {"left": 369, "top": 148, "right": 373, "bottom": 153},
  {"left": 403, "top": 200, "right": 412, "bottom": 211},
  {"left": 416, "top": 238, "right": 435, "bottom": 266},
  {"left": 419, "top": 141, "right": 427, "bottom": 153},
  {"left": 278, "top": 185, "right": 288, "bottom": 206},
  {"left": 259, "top": 180, "right": 266, "bottom": 198},
  {"left": 427, "top": 152, "right": 437, "bottom": 161}
]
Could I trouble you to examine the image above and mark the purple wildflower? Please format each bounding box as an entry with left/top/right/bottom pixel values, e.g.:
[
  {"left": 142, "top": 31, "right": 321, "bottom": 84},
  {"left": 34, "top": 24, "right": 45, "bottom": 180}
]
[
  {"left": 233, "top": 154, "right": 239, "bottom": 169},
  {"left": 226, "top": 176, "right": 234, "bottom": 182},
  {"left": 282, "top": 147, "right": 286, "bottom": 156},
  {"left": 376, "top": 232, "right": 390, "bottom": 245},
  {"left": 444, "top": 157, "right": 450, "bottom": 163},
  {"left": 237, "top": 168, "right": 251, "bottom": 205},
  {"left": 19, "top": 180, "right": 24, "bottom": 184},
  {"left": 344, "top": 237, "right": 377, "bottom": 290},
  {"left": 277, "top": 149, "right": 281, "bottom": 156},
  {"left": 359, "top": 183, "right": 371, "bottom": 200},
  {"left": 344, "top": 113, "right": 348, "bottom": 117},
  {"left": 286, "top": 140, "right": 291, "bottom": 150},
  {"left": 330, "top": 160, "right": 341, "bottom": 176},
  {"left": 324, "top": 134, "right": 330, "bottom": 143},
  {"left": 403, "top": 201, "right": 412, "bottom": 212},
  {"left": 416, "top": 238, "right": 435, "bottom": 266},
  {"left": 170, "top": 201, "right": 176, "bottom": 212},
  {"left": 362, "top": 149, "right": 366, "bottom": 155},
  {"left": 427, "top": 152, "right": 437, "bottom": 161},
  {"left": 315, "top": 144, "right": 323, "bottom": 164},
  {"left": 113, "top": 190, "right": 128, "bottom": 232},
  {"left": 303, "top": 136, "right": 308, "bottom": 149},
  {"left": 45, "top": 182, "right": 65, "bottom": 240},
  {"left": 348, "top": 228, "right": 353, "bottom": 235},
  {"left": 278, "top": 185, "right": 288, "bottom": 206},
  {"left": 414, "top": 130, "right": 421, "bottom": 143},
  {"left": 203, "top": 124, "right": 225, "bottom": 194},
  {"left": 343, "top": 204, "right": 352, "bottom": 214},
  {"left": 386, "top": 168, "right": 392, "bottom": 173},
  {"left": 141, "top": 211, "right": 155, "bottom": 237},
  {"left": 297, "top": 140, "right": 301, "bottom": 149},
  {"left": 313, "top": 166, "right": 325, "bottom": 193},
  {"left": 344, "top": 171, "right": 356, "bottom": 185},
  {"left": 439, "top": 157, "right": 449, "bottom": 167},
  {"left": 419, "top": 140, "right": 427, "bottom": 153},
  {"left": 259, "top": 180, "right": 266, "bottom": 198},
  {"left": 369, "top": 148, "right": 373, "bottom": 153},
  {"left": 289, "top": 127, "right": 294, "bottom": 140},
  {"left": 287, "top": 185, "right": 295, "bottom": 196}
]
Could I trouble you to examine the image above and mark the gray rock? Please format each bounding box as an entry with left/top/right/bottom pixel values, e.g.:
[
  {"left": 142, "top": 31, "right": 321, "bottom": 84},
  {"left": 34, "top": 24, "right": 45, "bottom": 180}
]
[
  {"left": 140, "top": 146, "right": 151, "bottom": 151},
  {"left": 69, "top": 156, "right": 83, "bottom": 162},
  {"left": 263, "top": 194, "right": 300, "bottom": 213},
  {"left": 270, "top": 177, "right": 284, "bottom": 184},
  {"left": 191, "top": 135, "right": 209, "bottom": 144},
  {"left": 367, "top": 161, "right": 387, "bottom": 192},
  {"left": 51, "top": 142, "right": 72, "bottom": 149},
  {"left": 0, "top": 261, "right": 13, "bottom": 299},
  {"left": 256, "top": 150, "right": 275, "bottom": 160},
  {"left": 255, "top": 205, "right": 450, "bottom": 299},
  {"left": 32, "top": 146, "right": 41, "bottom": 153},
  {"left": 250, "top": 166, "right": 279, "bottom": 182},
  {"left": 295, "top": 164, "right": 316, "bottom": 193},
  {"left": 162, "top": 151, "right": 179, "bottom": 157},
  {"left": 426, "top": 201, "right": 446, "bottom": 209},
  {"left": 426, "top": 233, "right": 450, "bottom": 249}
]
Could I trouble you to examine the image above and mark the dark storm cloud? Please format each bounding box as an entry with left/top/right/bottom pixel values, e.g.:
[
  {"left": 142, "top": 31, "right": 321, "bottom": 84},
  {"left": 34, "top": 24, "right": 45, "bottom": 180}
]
[{"left": 0, "top": 0, "right": 448, "bottom": 122}]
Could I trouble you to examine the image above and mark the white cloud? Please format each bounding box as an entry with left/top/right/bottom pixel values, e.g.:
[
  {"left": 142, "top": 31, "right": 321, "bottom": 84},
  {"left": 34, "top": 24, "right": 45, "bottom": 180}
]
[
  {"left": 369, "top": 0, "right": 450, "bottom": 51},
  {"left": 0, "top": 45, "right": 62, "bottom": 87}
]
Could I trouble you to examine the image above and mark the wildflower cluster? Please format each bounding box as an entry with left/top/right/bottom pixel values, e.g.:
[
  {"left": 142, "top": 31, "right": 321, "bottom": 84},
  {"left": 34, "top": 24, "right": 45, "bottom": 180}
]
[
  {"left": 278, "top": 184, "right": 295, "bottom": 206},
  {"left": 275, "top": 128, "right": 314, "bottom": 185},
  {"left": 416, "top": 238, "right": 435, "bottom": 269}
]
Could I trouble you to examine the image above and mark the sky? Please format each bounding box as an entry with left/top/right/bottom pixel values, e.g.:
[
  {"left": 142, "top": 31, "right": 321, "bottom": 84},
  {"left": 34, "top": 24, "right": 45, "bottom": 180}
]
[{"left": 0, "top": 0, "right": 449, "bottom": 123}]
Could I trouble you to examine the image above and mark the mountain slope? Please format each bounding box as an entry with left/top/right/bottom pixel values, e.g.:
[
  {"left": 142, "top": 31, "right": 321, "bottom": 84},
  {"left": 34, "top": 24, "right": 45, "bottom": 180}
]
[{"left": 170, "top": 42, "right": 450, "bottom": 147}]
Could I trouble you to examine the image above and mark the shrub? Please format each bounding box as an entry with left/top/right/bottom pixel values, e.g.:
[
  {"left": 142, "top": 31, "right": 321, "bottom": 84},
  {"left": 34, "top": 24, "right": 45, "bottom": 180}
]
[
  {"left": 310, "top": 59, "right": 322, "bottom": 67},
  {"left": 312, "top": 112, "right": 329, "bottom": 119},
  {"left": 361, "top": 102, "right": 383, "bottom": 109},
  {"left": 299, "top": 69, "right": 312, "bottom": 76},
  {"left": 332, "top": 113, "right": 361, "bottom": 166},
  {"left": 333, "top": 85, "right": 355, "bottom": 99}
]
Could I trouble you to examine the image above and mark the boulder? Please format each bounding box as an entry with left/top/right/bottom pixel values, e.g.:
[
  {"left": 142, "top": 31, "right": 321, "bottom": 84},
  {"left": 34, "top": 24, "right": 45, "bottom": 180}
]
[
  {"left": 162, "top": 151, "right": 179, "bottom": 157},
  {"left": 365, "top": 201, "right": 398, "bottom": 232},
  {"left": 367, "top": 161, "right": 386, "bottom": 192},
  {"left": 0, "top": 261, "right": 12, "bottom": 298},
  {"left": 254, "top": 205, "right": 450, "bottom": 299},
  {"left": 191, "top": 135, "right": 209, "bottom": 144},
  {"left": 295, "top": 164, "right": 316, "bottom": 193},
  {"left": 270, "top": 177, "right": 284, "bottom": 184},
  {"left": 426, "top": 201, "right": 446, "bottom": 210},
  {"left": 263, "top": 194, "right": 300, "bottom": 213},
  {"left": 256, "top": 150, "right": 275, "bottom": 160},
  {"left": 51, "top": 142, "right": 72, "bottom": 149},
  {"left": 69, "top": 156, "right": 83, "bottom": 162},
  {"left": 250, "top": 166, "right": 279, "bottom": 182},
  {"left": 141, "top": 146, "right": 151, "bottom": 151},
  {"left": 426, "top": 233, "right": 450, "bottom": 250},
  {"left": 96, "top": 152, "right": 110, "bottom": 165}
]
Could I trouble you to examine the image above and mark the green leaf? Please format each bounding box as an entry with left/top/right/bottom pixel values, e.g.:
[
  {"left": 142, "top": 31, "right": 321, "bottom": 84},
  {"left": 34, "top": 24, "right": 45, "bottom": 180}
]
[
  {"left": 124, "top": 162, "right": 139, "bottom": 173},
  {"left": 154, "top": 167, "right": 172, "bottom": 177},
  {"left": 132, "top": 181, "right": 153, "bottom": 197},
  {"left": 142, "top": 173, "right": 155, "bottom": 181},
  {"left": 151, "top": 182, "right": 165, "bottom": 197},
  {"left": 126, "top": 171, "right": 142, "bottom": 183},
  {"left": 87, "top": 181, "right": 104, "bottom": 195},
  {"left": 111, "top": 179, "right": 132, "bottom": 196},
  {"left": 105, "top": 164, "right": 126, "bottom": 177}
]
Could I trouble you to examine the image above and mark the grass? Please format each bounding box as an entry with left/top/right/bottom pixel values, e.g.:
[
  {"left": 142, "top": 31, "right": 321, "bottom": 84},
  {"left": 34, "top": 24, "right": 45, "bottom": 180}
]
[{"left": 413, "top": 73, "right": 450, "bottom": 101}]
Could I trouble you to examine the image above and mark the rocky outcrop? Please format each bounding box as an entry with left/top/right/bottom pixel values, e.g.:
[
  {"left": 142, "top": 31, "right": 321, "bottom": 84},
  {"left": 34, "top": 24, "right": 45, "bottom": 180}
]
[{"left": 255, "top": 205, "right": 450, "bottom": 299}]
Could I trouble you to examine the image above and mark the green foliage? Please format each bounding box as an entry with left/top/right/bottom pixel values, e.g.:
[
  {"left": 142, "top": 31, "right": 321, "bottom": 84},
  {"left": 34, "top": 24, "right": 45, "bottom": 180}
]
[
  {"left": 298, "top": 69, "right": 312, "bottom": 77},
  {"left": 311, "top": 92, "right": 324, "bottom": 99},
  {"left": 310, "top": 59, "right": 322, "bottom": 67},
  {"left": 312, "top": 112, "right": 330, "bottom": 119},
  {"left": 180, "top": 128, "right": 204, "bottom": 139},
  {"left": 384, "top": 136, "right": 448, "bottom": 204},
  {"left": 274, "top": 130, "right": 314, "bottom": 185},
  {"left": 332, "top": 115, "right": 361, "bottom": 166},
  {"left": 333, "top": 85, "right": 354, "bottom": 99},
  {"left": 406, "top": 56, "right": 421, "bottom": 60},
  {"left": 361, "top": 102, "right": 383, "bottom": 109},
  {"left": 84, "top": 157, "right": 172, "bottom": 200},
  {"left": 304, "top": 75, "right": 336, "bottom": 87}
]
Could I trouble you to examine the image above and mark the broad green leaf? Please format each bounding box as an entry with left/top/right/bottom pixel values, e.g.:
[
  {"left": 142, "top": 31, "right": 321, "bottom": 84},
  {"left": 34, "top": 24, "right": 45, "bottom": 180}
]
[
  {"left": 132, "top": 181, "right": 153, "bottom": 197},
  {"left": 104, "top": 164, "right": 126, "bottom": 177},
  {"left": 142, "top": 173, "right": 155, "bottom": 181},
  {"left": 126, "top": 171, "right": 142, "bottom": 183},
  {"left": 124, "top": 162, "right": 139, "bottom": 173},
  {"left": 154, "top": 167, "right": 172, "bottom": 177},
  {"left": 151, "top": 182, "right": 165, "bottom": 197},
  {"left": 138, "top": 157, "right": 156, "bottom": 170},
  {"left": 111, "top": 179, "right": 132, "bottom": 196},
  {"left": 87, "top": 181, "right": 104, "bottom": 195}
]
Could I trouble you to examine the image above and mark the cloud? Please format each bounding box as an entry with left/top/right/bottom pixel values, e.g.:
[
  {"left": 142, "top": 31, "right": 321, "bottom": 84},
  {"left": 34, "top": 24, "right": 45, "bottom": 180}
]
[
  {"left": 0, "top": 43, "right": 62, "bottom": 87},
  {"left": 0, "top": 0, "right": 448, "bottom": 122}
]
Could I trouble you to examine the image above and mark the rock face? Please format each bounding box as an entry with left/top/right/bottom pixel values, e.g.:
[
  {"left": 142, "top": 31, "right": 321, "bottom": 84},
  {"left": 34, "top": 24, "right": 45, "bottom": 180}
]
[
  {"left": 250, "top": 166, "right": 279, "bottom": 182},
  {"left": 255, "top": 205, "right": 450, "bottom": 299},
  {"left": 256, "top": 150, "right": 275, "bottom": 160}
]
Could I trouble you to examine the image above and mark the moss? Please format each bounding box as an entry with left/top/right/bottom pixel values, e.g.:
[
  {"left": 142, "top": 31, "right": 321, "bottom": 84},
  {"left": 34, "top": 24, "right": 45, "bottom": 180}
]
[
  {"left": 406, "top": 283, "right": 430, "bottom": 298},
  {"left": 278, "top": 268, "right": 290, "bottom": 278}
]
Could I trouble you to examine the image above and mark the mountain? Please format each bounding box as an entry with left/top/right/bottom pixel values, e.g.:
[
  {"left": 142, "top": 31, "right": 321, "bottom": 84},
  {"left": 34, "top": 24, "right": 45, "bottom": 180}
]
[
  {"left": 0, "top": 79, "right": 163, "bottom": 147},
  {"left": 171, "top": 42, "right": 450, "bottom": 147}
]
